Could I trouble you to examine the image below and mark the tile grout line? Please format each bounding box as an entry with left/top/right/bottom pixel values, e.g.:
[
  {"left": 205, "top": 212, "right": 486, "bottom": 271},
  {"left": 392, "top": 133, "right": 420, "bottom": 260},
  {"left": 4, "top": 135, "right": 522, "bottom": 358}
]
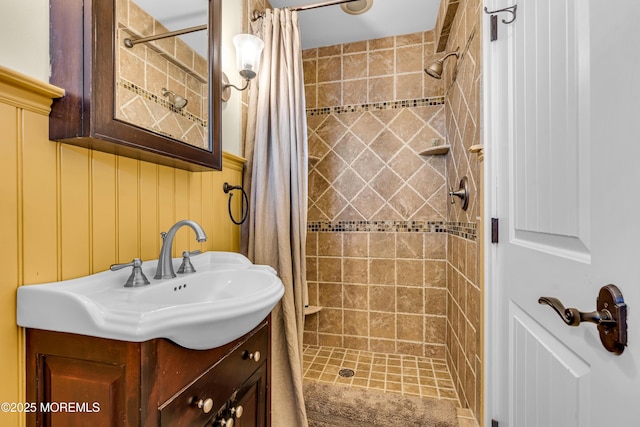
[{"left": 303, "top": 345, "right": 461, "bottom": 406}]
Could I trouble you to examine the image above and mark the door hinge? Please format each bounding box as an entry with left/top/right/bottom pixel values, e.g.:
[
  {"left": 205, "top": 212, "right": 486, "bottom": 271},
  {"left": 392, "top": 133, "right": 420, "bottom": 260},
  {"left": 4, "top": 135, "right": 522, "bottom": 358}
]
[
  {"left": 491, "top": 218, "right": 499, "bottom": 243},
  {"left": 492, "top": 420, "right": 499, "bottom": 427}
]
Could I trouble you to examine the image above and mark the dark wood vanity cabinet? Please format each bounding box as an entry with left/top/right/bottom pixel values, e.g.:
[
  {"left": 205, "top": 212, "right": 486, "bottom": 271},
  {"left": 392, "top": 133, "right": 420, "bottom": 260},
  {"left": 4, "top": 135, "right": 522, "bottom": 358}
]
[{"left": 26, "top": 320, "right": 270, "bottom": 427}]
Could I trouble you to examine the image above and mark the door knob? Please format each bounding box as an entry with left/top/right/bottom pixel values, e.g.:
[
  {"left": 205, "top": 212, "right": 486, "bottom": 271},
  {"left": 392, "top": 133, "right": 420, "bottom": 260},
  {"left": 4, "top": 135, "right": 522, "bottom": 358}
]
[{"left": 538, "top": 284, "right": 627, "bottom": 354}]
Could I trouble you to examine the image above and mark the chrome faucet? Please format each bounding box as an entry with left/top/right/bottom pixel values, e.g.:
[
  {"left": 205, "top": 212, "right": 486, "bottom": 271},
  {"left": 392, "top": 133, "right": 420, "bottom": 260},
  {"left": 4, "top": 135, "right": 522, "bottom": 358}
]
[{"left": 154, "top": 220, "right": 207, "bottom": 279}]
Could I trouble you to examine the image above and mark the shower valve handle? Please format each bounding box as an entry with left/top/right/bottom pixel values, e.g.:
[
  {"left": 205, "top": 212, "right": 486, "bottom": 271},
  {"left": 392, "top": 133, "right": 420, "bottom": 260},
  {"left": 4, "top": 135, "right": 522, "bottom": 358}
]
[{"left": 448, "top": 176, "right": 469, "bottom": 210}]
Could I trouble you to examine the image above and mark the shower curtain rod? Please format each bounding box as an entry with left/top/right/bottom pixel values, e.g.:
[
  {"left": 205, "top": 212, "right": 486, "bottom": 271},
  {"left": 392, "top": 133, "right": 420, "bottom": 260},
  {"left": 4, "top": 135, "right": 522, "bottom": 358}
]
[
  {"left": 251, "top": 0, "right": 361, "bottom": 21},
  {"left": 125, "top": 0, "right": 359, "bottom": 46}
]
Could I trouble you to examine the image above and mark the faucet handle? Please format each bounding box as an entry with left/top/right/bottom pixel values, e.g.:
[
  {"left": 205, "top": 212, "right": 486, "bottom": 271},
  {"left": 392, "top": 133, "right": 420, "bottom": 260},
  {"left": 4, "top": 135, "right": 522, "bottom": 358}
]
[
  {"left": 110, "top": 258, "right": 151, "bottom": 287},
  {"left": 177, "top": 250, "right": 201, "bottom": 274}
]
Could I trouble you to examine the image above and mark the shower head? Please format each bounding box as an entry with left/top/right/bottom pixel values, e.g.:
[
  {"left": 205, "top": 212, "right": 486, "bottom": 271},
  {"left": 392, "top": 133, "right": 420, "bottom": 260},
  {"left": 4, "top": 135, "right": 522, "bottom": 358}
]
[
  {"left": 173, "top": 96, "right": 188, "bottom": 109},
  {"left": 161, "top": 88, "right": 188, "bottom": 110},
  {"left": 425, "top": 49, "right": 460, "bottom": 79}
]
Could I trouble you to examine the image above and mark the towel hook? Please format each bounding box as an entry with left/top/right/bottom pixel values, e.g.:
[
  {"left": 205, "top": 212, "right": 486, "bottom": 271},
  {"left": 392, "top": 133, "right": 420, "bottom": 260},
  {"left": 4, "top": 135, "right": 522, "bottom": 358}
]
[
  {"left": 484, "top": 4, "right": 517, "bottom": 41},
  {"left": 223, "top": 182, "right": 249, "bottom": 225},
  {"left": 484, "top": 4, "right": 517, "bottom": 24}
]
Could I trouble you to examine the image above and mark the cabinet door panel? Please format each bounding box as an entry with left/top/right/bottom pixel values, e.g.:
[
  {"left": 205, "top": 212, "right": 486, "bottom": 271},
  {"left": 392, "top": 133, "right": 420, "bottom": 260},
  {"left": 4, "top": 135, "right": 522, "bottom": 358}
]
[
  {"left": 234, "top": 364, "right": 267, "bottom": 427},
  {"left": 41, "top": 356, "right": 126, "bottom": 427},
  {"left": 26, "top": 322, "right": 271, "bottom": 427}
]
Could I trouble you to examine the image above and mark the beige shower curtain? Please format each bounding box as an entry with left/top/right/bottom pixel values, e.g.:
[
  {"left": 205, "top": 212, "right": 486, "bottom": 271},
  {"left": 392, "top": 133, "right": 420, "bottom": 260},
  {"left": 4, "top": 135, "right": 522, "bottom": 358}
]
[{"left": 241, "top": 8, "right": 309, "bottom": 427}]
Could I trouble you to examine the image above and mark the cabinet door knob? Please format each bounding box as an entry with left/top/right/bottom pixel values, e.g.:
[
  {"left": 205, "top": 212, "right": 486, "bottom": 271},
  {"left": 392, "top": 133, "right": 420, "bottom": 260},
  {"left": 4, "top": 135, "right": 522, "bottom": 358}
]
[
  {"left": 196, "top": 397, "right": 214, "bottom": 414},
  {"left": 231, "top": 405, "right": 244, "bottom": 418},
  {"left": 243, "top": 350, "right": 261, "bottom": 362}
]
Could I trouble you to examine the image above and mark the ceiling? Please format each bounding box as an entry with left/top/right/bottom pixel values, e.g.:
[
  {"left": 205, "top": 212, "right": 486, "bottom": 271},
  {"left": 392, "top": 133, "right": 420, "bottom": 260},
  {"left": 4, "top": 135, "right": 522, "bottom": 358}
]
[
  {"left": 133, "top": 0, "right": 441, "bottom": 54},
  {"left": 268, "top": 0, "right": 442, "bottom": 49}
]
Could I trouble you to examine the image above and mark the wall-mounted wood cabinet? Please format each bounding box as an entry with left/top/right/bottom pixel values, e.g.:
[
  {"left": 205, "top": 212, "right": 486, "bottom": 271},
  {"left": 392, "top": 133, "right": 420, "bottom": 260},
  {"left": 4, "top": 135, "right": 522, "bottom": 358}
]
[
  {"left": 49, "top": 0, "right": 223, "bottom": 171},
  {"left": 26, "top": 320, "right": 270, "bottom": 426}
]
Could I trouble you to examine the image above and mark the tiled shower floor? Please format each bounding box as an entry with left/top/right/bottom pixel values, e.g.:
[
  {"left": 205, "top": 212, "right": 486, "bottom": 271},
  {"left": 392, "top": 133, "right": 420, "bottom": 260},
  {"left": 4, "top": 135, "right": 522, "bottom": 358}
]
[
  {"left": 302, "top": 344, "right": 459, "bottom": 403},
  {"left": 302, "top": 345, "right": 479, "bottom": 426}
]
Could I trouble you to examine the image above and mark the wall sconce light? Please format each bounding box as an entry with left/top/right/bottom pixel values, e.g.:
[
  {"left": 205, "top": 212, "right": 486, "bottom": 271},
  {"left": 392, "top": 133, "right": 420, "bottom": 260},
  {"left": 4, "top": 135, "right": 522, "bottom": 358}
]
[
  {"left": 222, "top": 34, "right": 265, "bottom": 102},
  {"left": 424, "top": 48, "right": 460, "bottom": 79}
]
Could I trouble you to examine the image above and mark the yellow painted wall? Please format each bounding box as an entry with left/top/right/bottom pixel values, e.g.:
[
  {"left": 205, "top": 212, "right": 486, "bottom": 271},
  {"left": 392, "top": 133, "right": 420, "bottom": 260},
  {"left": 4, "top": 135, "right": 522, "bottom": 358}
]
[{"left": 0, "top": 66, "right": 245, "bottom": 426}]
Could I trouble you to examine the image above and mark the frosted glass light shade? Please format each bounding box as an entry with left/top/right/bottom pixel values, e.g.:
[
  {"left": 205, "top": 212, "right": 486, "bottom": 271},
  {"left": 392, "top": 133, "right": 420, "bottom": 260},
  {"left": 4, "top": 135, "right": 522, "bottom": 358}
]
[{"left": 233, "top": 34, "right": 264, "bottom": 80}]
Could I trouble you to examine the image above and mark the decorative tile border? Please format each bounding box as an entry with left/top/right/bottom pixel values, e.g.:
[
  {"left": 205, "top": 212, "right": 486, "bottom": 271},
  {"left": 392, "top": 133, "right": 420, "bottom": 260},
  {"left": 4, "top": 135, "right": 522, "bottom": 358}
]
[
  {"left": 306, "top": 96, "right": 446, "bottom": 117},
  {"left": 307, "top": 220, "right": 447, "bottom": 233},
  {"left": 307, "top": 220, "right": 476, "bottom": 240},
  {"left": 118, "top": 80, "right": 207, "bottom": 127},
  {"left": 446, "top": 221, "right": 477, "bottom": 240}
]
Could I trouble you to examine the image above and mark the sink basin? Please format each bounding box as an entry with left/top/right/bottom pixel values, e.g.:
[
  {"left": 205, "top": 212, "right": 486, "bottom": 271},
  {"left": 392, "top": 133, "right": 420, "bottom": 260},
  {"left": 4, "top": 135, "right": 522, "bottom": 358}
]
[{"left": 17, "top": 252, "right": 284, "bottom": 350}]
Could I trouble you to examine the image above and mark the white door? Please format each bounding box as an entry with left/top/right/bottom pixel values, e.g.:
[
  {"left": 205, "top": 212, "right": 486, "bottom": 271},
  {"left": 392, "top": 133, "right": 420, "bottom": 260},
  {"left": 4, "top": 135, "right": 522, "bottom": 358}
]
[{"left": 485, "top": 0, "right": 640, "bottom": 426}]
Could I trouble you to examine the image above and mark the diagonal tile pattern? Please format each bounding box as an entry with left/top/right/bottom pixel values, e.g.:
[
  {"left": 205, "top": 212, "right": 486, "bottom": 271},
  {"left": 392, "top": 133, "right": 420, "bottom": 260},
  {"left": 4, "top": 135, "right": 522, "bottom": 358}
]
[
  {"left": 440, "top": 0, "right": 483, "bottom": 421},
  {"left": 303, "top": 30, "right": 450, "bottom": 362},
  {"left": 307, "top": 106, "right": 447, "bottom": 222},
  {"left": 242, "top": 1, "right": 479, "bottom": 425},
  {"left": 299, "top": 11, "right": 482, "bottom": 426},
  {"left": 114, "top": 0, "right": 208, "bottom": 149}
]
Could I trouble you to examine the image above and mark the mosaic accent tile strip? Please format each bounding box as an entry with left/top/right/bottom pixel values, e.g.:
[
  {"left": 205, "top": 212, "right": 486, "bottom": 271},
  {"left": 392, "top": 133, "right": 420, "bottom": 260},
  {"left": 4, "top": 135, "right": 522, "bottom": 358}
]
[
  {"left": 447, "top": 221, "right": 477, "bottom": 240},
  {"left": 306, "top": 96, "right": 446, "bottom": 117},
  {"left": 307, "top": 220, "right": 447, "bottom": 233},
  {"left": 118, "top": 80, "right": 207, "bottom": 127},
  {"left": 307, "top": 220, "right": 477, "bottom": 240}
]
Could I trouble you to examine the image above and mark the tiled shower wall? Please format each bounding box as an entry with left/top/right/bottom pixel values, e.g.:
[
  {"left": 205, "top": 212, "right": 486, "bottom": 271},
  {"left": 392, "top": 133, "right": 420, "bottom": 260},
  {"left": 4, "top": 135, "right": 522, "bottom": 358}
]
[
  {"left": 243, "top": 0, "right": 483, "bottom": 420},
  {"left": 303, "top": 31, "right": 453, "bottom": 358},
  {"left": 115, "top": 0, "right": 208, "bottom": 149},
  {"left": 439, "top": 0, "right": 483, "bottom": 420}
]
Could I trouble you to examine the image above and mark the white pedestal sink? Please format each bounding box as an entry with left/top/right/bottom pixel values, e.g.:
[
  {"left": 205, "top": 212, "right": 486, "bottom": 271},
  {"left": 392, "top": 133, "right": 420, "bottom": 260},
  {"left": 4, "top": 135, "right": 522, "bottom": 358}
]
[{"left": 17, "top": 252, "right": 284, "bottom": 350}]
